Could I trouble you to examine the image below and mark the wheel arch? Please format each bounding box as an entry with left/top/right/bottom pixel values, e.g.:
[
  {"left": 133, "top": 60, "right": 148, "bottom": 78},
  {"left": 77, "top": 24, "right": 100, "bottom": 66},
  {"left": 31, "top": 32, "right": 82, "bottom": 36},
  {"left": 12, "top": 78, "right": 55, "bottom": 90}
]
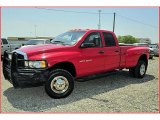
[
  {"left": 138, "top": 54, "right": 148, "bottom": 67},
  {"left": 48, "top": 61, "right": 77, "bottom": 77}
]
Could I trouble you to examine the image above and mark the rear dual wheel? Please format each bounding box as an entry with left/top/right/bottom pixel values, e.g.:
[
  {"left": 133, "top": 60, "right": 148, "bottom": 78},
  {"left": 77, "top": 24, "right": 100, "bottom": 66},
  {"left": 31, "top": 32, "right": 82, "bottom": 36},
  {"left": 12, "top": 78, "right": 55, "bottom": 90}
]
[{"left": 129, "top": 60, "right": 147, "bottom": 78}]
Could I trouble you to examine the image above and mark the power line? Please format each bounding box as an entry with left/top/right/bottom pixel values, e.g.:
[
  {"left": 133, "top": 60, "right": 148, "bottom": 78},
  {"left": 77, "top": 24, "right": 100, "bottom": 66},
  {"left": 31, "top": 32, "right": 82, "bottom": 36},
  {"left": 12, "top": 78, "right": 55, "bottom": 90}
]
[
  {"left": 35, "top": 8, "right": 98, "bottom": 14},
  {"left": 101, "top": 12, "right": 114, "bottom": 14},
  {"left": 35, "top": 8, "right": 157, "bottom": 29},
  {"left": 35, "top": 7, "right": 113, "bottom": 15},
  {"left": 117, "top": 14, "right": 157, "bottom": 28}
]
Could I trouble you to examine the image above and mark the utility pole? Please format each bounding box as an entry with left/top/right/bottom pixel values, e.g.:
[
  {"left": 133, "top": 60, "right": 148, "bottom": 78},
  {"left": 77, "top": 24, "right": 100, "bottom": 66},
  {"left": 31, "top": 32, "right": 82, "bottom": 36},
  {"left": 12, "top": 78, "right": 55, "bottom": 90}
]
[
  {"left": 34, "top": 25, "right": 37, "bottom": 38},
  {"left": 98, "top": 10, "right": 101, "bottom": 29},
  {"left": 113, "top": 12, "right": 116, "bottom": 32},
  {"left": 30, "top": 32, "right": 32, "bottom": 37}
]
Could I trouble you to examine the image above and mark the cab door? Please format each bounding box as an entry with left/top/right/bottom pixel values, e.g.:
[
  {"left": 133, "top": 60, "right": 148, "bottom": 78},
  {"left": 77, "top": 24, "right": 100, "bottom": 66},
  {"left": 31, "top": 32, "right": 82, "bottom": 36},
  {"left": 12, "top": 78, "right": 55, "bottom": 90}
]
[
  {"left": 101, "top": 32, "right": 120, "bottom": 71},
  {"left": 77, "top": 32, "right": 105, "bottom": 76}
]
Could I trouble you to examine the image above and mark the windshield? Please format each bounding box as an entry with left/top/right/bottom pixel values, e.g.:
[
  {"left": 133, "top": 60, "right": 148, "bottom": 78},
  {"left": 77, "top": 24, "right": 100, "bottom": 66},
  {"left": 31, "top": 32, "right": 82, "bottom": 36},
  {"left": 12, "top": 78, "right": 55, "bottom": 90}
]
[
  {"left": 26, "top": 40, "right": 45, "bottom": 45},
  {"left": 51, "top": 31, "right": 85, "bottom": 45}
]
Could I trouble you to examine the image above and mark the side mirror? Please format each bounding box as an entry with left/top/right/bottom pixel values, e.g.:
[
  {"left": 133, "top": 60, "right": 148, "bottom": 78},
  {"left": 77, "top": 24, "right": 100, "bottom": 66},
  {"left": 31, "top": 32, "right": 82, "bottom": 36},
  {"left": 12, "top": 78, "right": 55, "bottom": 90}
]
[{"left": 80, "top": 43, "right": 95, "bottom": 48}]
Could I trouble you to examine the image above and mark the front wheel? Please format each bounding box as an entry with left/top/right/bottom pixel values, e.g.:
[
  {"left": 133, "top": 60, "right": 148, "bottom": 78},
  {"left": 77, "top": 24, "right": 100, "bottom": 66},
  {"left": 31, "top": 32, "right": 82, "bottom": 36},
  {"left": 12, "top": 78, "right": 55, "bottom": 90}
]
[{"left": 45, "top": 69, "right": 74, "bottom": 99}]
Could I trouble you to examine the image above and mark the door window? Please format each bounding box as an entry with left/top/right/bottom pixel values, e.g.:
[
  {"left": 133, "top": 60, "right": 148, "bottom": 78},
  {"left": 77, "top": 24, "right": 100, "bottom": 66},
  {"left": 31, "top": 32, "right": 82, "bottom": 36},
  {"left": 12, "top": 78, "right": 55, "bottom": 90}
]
[{"left": 82, "top": 32, "right": 102, "bottom": 47}]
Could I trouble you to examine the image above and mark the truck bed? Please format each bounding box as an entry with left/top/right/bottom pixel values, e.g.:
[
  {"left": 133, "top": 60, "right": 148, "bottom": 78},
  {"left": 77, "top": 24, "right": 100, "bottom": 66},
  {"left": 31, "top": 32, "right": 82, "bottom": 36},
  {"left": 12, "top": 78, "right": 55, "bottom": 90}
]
[{"left": 119, "top": 45, "right": 149, "bottom": 69}]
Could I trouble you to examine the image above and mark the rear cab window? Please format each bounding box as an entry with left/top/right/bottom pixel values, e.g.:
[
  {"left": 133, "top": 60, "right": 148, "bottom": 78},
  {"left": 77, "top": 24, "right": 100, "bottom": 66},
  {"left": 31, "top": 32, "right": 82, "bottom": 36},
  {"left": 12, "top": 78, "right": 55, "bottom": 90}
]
[{"left": 102, "top": 32, "right": 116, "bottom": 47}]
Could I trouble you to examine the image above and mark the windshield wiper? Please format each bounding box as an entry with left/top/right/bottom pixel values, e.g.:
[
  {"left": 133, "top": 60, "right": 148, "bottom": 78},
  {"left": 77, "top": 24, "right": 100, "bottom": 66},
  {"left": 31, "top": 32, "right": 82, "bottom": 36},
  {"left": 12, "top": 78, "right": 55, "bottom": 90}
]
[{"left": 52, "top": 41, "right": 65, "bottom": 45}]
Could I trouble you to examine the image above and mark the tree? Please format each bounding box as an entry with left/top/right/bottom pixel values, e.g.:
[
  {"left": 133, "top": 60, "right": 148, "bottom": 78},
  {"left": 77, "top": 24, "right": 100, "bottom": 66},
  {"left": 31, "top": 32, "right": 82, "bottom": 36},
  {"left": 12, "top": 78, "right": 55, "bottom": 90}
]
[{"left": 117, "top": 35, "right": 139, "bottom": 44}]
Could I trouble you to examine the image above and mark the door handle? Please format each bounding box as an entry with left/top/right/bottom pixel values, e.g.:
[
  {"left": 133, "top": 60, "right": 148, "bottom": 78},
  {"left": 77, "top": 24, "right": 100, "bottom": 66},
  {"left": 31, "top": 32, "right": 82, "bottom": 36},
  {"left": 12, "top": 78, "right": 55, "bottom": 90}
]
[
  {"left": 99, "top": 50, "right": 105, "bottom": 54},
  {"left": 114, "top": 50, "right": 119, "bottom": 53}
]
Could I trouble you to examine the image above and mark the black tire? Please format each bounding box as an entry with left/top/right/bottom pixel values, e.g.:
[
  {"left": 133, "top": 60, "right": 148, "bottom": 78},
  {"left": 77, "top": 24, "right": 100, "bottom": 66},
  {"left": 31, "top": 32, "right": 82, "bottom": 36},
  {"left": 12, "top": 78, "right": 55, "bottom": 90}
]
[
  {"left": 45, "top": 69, "right": 74, "bottom": 99},
  {"left": 134, "top": 60, "right": 147, "bottom": 78},
  {"left": 129, "top": 67, "right": 135, "bottom": 77},
  {"left": 149, "top": 56, "right": 153, "bottom": 59}
]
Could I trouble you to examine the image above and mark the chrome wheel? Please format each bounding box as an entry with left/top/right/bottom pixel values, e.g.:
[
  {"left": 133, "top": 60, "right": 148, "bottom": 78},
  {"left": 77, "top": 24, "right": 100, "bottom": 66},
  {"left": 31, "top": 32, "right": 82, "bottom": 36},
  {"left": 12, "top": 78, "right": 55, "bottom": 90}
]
[
  {"left": 50, "top": 76, "right": 69, "bottom": 94},
  {"left": 140, "top": 64, "right": 146, "bottom": 76}
]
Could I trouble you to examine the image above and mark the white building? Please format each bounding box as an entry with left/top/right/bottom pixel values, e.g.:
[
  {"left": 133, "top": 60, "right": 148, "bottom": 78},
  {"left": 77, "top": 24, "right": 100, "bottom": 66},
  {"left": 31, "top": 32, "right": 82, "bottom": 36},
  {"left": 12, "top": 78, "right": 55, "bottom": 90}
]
[{"left": 138, "top": 38, "right": 151, "bottom": 44}]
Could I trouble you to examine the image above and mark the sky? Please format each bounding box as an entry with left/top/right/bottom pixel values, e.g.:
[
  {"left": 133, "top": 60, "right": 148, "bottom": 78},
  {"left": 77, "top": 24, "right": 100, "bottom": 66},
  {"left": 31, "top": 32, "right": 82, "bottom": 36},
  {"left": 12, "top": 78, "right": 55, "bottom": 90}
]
[{"left": 1, "top": 7, "right": 159, "bottom": 43}]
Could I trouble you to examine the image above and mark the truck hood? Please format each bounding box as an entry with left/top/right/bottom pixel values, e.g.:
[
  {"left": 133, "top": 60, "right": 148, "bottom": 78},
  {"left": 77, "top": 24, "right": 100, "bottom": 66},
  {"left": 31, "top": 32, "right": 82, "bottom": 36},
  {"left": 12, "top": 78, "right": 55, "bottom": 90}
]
[{"left": 17, "top": 44, "right": 70, "bottom": 57}]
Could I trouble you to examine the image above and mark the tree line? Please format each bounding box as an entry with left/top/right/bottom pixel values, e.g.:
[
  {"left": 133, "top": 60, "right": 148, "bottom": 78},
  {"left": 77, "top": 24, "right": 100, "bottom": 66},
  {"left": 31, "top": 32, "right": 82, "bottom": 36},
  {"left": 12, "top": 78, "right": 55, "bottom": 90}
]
[{"left": 117, "top": 35, "right": 139, "bottom": 44}]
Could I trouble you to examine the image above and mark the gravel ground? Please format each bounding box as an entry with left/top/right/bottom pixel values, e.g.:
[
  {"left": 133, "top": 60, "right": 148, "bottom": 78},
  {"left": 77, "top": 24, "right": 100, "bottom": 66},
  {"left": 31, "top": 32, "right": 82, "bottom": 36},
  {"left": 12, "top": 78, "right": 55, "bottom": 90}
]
[{"left": 1, "top": 57, "right": 159, "bottom": 112}]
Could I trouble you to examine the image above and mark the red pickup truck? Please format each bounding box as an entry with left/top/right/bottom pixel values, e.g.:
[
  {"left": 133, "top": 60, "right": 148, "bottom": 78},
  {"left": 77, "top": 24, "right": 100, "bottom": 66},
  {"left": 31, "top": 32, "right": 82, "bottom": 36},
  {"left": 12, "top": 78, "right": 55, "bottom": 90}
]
[{"left": 3, "top": 29, "right": 149, "bottom": 98}]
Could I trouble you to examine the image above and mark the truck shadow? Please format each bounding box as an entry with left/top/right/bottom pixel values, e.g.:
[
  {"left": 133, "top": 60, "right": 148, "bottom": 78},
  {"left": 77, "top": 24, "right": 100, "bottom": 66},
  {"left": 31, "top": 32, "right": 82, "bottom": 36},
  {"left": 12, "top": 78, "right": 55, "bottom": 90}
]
[{"left": 3, "top": 70, "right": 156, "bottom": 112}]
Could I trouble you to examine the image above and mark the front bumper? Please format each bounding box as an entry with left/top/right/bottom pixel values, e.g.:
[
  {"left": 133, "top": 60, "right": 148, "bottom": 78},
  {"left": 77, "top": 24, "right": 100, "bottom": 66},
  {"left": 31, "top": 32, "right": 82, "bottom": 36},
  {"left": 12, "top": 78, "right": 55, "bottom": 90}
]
[
  {"left": 154, "top": 52, "right": 159, "bottom": 57},
  {"left": 3, "top": 51, "right": 49, "bottom": 88},
  {"left": 149, "top": 50, "right": 154, "bottom": 58},
  {"left": 149, "top": 53, "right": 154, "bottom": 58}
]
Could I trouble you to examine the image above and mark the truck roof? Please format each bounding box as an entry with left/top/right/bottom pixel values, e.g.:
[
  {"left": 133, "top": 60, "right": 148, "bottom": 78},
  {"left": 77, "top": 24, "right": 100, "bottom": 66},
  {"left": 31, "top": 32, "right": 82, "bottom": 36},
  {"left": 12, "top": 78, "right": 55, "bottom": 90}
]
[{"left": 69, "top": 29, "right": 113, "bottom": 33}]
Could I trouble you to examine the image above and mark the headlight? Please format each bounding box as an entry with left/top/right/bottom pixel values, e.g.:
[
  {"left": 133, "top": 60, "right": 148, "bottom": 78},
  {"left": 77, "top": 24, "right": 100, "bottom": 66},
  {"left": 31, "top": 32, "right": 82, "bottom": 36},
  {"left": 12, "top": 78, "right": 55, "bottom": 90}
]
[{"left": 25, "top": 61, "right": 46, "bottom": 68}]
